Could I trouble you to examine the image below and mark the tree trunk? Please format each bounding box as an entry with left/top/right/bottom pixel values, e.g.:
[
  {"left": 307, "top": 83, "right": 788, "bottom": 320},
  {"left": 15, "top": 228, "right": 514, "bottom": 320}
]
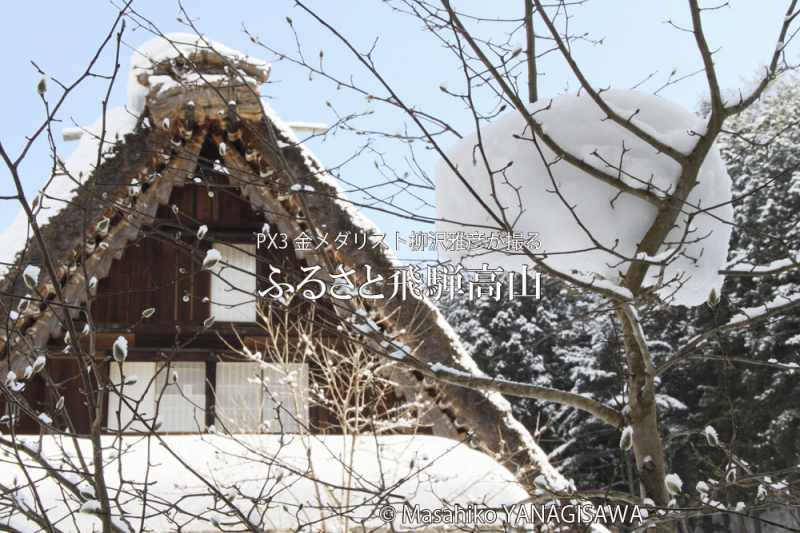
[{"left": 619, "top": 310, "right": 676, "bottom": 533}]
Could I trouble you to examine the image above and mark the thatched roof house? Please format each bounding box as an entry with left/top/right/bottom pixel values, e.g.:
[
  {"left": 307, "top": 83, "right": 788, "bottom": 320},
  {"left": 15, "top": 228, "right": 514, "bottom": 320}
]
[{"left": 0, "top": 33, "right": 567, "bottom": 495}]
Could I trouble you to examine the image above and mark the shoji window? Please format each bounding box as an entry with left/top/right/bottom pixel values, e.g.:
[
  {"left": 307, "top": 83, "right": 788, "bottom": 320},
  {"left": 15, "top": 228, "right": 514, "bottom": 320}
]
[
  {"left": 262, "top": 364, "right": 309, "bottom": 433},
  {"left": 209, "top": 243, "right": 257, "bottom": 322},
  {"left": 215, "top": 362, "right": 309, "bottom": 433},
  {"left": 153, "top": 362, "right": 206, "bottom": 432},
  {"left": 107, "top": 362, "right": 156, "bottom": 432},
  {"left": 214, "top": 362, "right": 261, "bottom": 432},
  {"left": 107, "top": 362, "right": 206, "bottom": 433}
]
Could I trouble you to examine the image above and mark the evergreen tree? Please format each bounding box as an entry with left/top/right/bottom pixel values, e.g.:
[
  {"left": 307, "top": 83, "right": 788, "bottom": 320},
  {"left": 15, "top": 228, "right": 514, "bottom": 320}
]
[
  {"left": 712, "top": 79, "right": 800, "bottom": 471},
  {"left": 442, "top": 278, "right": 688, "bottom": 489},
  {"left": 442, "top": 80, "right": 800, "bottom": 497}
]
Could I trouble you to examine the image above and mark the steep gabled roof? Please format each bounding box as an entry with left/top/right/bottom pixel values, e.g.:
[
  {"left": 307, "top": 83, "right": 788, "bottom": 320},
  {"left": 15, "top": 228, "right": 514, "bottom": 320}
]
[{"left": 0, "top": 34, "right": 569, "bottom": 494}]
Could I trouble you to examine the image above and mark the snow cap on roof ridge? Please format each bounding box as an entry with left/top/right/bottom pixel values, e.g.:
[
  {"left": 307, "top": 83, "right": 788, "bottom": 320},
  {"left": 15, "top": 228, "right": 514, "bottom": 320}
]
[{"left": 128, "top": 32, "right": 271, "bottom": 116}]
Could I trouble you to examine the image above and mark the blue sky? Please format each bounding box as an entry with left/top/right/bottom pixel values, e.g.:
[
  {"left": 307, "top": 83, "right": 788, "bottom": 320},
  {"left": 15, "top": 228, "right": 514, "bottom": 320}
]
[{"left": 0, "top": 1, "right": 793, "bottom": 260}]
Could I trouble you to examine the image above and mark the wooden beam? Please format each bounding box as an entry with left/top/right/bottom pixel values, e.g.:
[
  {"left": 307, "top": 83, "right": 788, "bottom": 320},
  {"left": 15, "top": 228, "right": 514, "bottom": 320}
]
[{"left": 205, "top": 356, "right": 216, "bottom": 430}]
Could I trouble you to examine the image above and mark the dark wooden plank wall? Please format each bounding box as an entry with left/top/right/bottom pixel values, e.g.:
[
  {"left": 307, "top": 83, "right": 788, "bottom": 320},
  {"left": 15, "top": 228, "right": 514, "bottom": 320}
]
[
  {"left": 93, "top": 180, "right": 265, "bottom": 328},
  {"left": 4, "top": 357, "right": 99, "bottom": 435},
  {"left": 5, "top": 172, "right": 405, "bottom": 436}
]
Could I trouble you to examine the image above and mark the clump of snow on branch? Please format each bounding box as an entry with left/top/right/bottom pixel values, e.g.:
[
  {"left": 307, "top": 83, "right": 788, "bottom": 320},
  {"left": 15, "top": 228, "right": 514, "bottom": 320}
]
[
  {"left": 22, "top": 265, "right": 40, "bottom": 290},
  {"left": 704, "top": 425, "right": 720, "bottom": 447},
  {"left": 32, "top": 355, "right": 46, "bottom": 374},
  {"left": 665, "top": 472, "right": 683, "bottom": 495},
  {"left": 112, "top": 336, "right": 128, "bottom": 362},
  {"left": 727, "top": 292, "right": 800, "bottom": 325},
  {"left": 437, "top": 90, "right": 733, "bottom": 306},
  {"left": 202, "top": 248, "right": 222, "bottom": 270},
  {"left": 79, "top": 499, "right": 102, "bottom": 514},
  {"left": 619, "top": 426, "right": 634, "bottom": 450}
]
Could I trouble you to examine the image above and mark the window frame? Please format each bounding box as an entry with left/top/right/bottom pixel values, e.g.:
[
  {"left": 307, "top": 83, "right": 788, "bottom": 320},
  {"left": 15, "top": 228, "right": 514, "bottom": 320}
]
[
  {"left": 209, "top": 242, "right": 258, "bottom": 323},
  {"left": 106, "top": 359, "right": 309, "bottom": 435},
  {"left": 213, "top": 361, "right": 309, "bottom": 434}
]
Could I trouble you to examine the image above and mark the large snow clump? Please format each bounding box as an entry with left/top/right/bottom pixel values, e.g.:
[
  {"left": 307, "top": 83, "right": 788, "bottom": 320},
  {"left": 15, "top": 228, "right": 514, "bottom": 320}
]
[{"left": 436, "top": 90, "right": 733, "bottom": 307}]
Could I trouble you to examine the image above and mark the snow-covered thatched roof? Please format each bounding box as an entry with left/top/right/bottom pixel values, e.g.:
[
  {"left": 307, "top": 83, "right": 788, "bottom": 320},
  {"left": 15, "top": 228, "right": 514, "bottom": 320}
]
[{"left": 0, "top": 34, "right": 572, "bottom": 498}]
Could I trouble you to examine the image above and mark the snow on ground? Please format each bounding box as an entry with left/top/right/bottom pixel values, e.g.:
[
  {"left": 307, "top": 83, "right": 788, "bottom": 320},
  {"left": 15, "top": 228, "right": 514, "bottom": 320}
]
[
  {"left": 436, "top": 90, "right": 733, "bottom": 307},
  {"left": 0, "top": 434, "right": 527, "bottom": 532}
]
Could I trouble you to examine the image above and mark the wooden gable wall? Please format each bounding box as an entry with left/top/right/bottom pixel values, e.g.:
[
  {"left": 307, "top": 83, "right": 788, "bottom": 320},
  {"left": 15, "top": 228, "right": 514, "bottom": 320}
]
[
  {"left": 93, "top": 139, "right": 265, "bottom": 330},
  {"left": 3, "top": 138, "right": 409, "bottom": 437}
]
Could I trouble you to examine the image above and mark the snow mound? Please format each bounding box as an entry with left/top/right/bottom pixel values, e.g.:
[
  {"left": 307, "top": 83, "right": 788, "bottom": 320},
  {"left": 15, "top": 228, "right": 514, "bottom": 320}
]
[
  {"left": 436, "top": 90, "right": 733, "bottom": 307},
  {"left": 0, "top": 434, "right": 526, "bottom": 532}
]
